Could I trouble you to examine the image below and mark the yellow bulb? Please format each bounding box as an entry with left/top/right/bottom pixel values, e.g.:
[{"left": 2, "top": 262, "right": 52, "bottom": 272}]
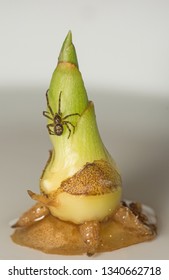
[{"left": 48, "top": 188, "right": 122, "bottom": 224}]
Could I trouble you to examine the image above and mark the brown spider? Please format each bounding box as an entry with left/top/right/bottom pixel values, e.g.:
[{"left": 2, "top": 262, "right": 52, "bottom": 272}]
[{"left": 43, "top": 90, "right": 80, "bottom": 138}]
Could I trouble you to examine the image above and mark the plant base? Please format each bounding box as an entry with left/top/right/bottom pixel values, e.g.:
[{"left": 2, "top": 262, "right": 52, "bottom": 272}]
[{"left": 11, "top": 201, "right": 157, "bottom": 255}]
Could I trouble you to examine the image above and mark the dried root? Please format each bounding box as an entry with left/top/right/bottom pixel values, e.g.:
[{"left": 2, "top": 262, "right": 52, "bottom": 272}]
[
  {"left": 12, "top": 202, "right": 49, "bottom": 228},
  {"left": 79, "top": 221, "right": 101, "bottom": 256}
]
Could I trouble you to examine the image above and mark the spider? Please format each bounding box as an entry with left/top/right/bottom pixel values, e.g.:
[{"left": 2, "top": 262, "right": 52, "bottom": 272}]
[{"left": 43, "top": 90, "right": 80, "bottom": 138}]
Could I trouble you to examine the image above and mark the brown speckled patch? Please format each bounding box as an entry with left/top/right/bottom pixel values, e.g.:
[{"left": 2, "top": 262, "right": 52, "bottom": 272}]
[{"left": 58, "top": 160, "right": 122, "bottom": 195}]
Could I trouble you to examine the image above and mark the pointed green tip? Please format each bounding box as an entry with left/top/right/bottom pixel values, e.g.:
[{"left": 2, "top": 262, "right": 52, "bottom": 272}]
[{"left": 58, "top": 31, "right": 79, "bottom": 68}]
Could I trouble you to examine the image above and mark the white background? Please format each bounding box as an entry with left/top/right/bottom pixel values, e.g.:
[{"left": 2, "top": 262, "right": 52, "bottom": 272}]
[
  {"left": 0, "top": 0, "right": 169, "bottom": 93},
  {"left": 0, "top": 0, "right": 169, "bottom": 260}
]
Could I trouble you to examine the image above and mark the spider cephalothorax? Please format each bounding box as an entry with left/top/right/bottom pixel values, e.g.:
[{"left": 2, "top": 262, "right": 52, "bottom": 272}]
[{"left": 43, "top": 90, "right": 80, "bottom": 138}]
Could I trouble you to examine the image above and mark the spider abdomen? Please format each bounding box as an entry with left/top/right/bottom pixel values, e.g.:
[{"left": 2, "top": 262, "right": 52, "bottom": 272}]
[{"left": 54, "top": 124, "right": 63, "bottom": 136}]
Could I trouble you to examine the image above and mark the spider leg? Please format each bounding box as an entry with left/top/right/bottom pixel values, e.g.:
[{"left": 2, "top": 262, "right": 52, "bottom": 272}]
[
  {"left": 63, "top": 121, "right": 76, "bottom": 138},
  {"left": 65, "top": 121, "right": 75, "bottom": 132},
  {"left": 43, "top": 111, "right": 54, "bottom": 121},
  {"left": 63, "top": 122, "right": 72, "bottom": 139},
  {"left": 58, "top": 91, "right": 62, "bottom": 116},
  {"left": 62, "top": 113, "right": 80, "bottom": 120},
  {"left": 45, "top": 89, "right": 55, "bottom": 117},
  {"left": 47, "top": 123, "right": 55, "bottom": 135}
]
